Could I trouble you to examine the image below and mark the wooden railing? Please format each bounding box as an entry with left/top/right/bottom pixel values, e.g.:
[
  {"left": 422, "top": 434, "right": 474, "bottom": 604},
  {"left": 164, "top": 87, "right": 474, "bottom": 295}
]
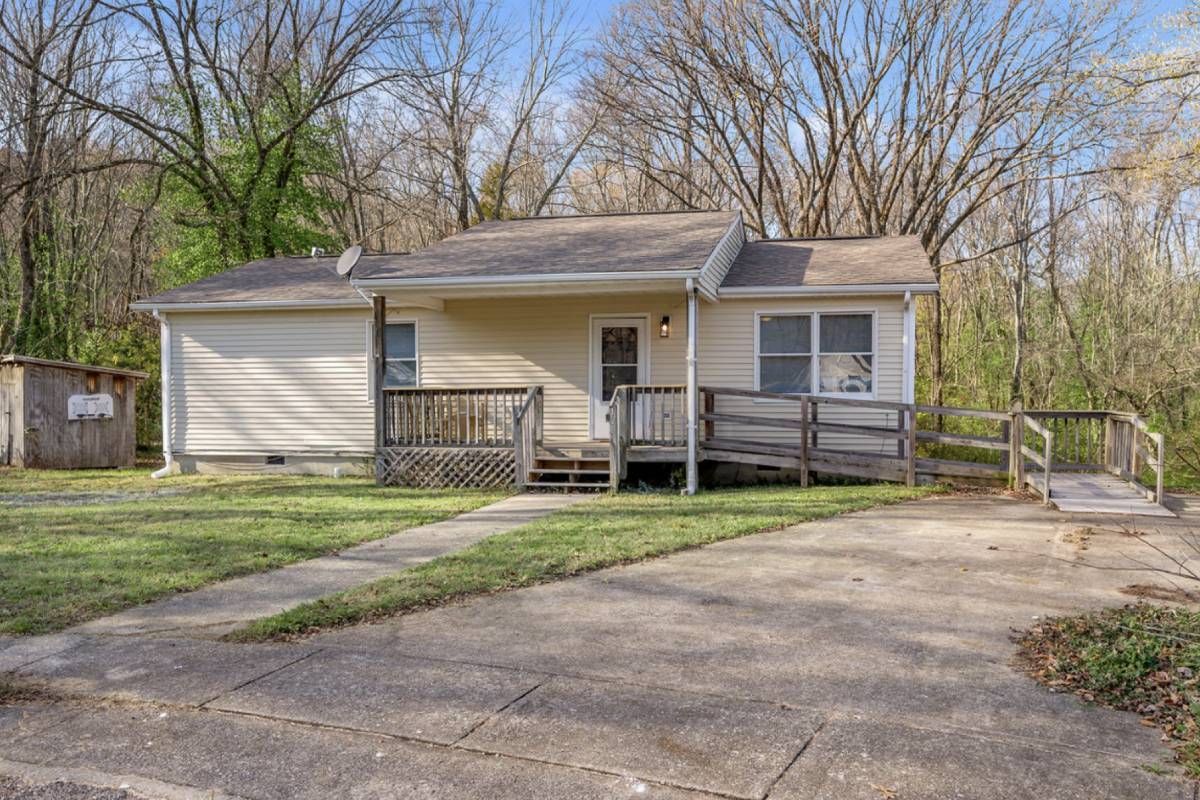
[
  {"left": 689, "top": 388, "right": 1167, "bottom": 504},
  {"left": 1108, "top": 413, "right": 1166, "bottom": 504},
  {"left": 1020, "top": 415, "right": 1054, "bottom": 504},
  {"left": 382, "top": 386, "right": 537, "bottom": 447},
  {"left": 608, "top": 387, "right": 630, "bottom": 488},
  {"left": 512, "top": 386, "right": 544, "bottom": 488},
  {"left": 699, "top": 387, "right": 921, "bottom": 487}
]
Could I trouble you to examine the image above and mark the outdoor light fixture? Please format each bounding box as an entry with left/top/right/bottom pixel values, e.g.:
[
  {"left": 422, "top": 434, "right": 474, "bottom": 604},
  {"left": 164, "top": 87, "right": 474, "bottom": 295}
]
[{"left": 660, "top": 315, "right": 671, "bottom": 338}]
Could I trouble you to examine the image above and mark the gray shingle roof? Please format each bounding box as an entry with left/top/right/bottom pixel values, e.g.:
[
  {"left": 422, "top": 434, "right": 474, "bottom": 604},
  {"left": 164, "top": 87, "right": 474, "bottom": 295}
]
[
  {"left": 133, "top": 255, "right": 374, "bottom": 307},
  {"left": 720, "top": 236, "right": 936, "bottom": 288},
  {"left": 352, "top": 210, "right": 740, "bottom": 281}
]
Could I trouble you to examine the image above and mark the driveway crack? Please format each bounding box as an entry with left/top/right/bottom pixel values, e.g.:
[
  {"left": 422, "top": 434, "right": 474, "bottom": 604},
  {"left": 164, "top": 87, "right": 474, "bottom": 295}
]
[{"left": 761, "top": 718, "right": 826, "bottom": 799}]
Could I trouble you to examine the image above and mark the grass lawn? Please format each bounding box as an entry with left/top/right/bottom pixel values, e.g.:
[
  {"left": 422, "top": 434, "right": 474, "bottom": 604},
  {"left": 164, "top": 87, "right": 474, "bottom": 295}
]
[
  {"left": 0, "top": 468, "right": 505, "bottom": 636},
  {"left": 1018, "top": 603, "right": 1200, "bottom": 777},
  {"left": 230, "top": 482, "right": 940, "bottom": 641}
]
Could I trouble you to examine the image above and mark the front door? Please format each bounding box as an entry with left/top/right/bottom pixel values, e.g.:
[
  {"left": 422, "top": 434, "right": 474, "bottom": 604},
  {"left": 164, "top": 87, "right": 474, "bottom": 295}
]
[{"left": 590, "top": 317, "right": 648, "bottom": 440}]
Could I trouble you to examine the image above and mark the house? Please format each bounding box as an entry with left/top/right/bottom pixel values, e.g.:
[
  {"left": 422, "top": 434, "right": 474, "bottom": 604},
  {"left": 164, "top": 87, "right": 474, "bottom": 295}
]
[{"left": 131, "top": 210, "right": 939, "bottom": 492}]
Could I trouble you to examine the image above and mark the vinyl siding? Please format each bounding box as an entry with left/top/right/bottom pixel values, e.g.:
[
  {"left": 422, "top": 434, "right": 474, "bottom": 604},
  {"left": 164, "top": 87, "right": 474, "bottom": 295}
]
[
  {"left": 697, "top": 218, "right": 744, "bottom": 299},
  {"left": 402, "top": 293, "right": 687, "bottom": 442},
  {"left": 168, "top": 294, "right": 689, "bottom": 454},
  {"left": 698, "top": 295, "right": 907, "bottom": 454},
  {"left": 169, "top": 309, "right": 375, "bottom": 455},
  {"left": 167, "top": 293, "right": 909, "bottom": 456}
]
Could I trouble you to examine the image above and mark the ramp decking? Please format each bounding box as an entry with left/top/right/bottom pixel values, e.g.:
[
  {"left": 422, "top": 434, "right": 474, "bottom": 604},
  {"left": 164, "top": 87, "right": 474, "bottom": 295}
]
[{"left": 1036, "top": 471, "right": 1176, "bottom": 517}]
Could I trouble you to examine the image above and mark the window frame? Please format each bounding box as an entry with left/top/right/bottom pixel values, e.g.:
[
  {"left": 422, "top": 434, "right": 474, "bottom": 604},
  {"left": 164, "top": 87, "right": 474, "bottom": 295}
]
[
  {"left": 366, "top": 318, "right": 419, "bottom": 401},
  {"left": 753, "top": 312, "right": 814, "bottom": 395},
  {"left": 753, "top": 310, "right": 877, "bottom": 400}
]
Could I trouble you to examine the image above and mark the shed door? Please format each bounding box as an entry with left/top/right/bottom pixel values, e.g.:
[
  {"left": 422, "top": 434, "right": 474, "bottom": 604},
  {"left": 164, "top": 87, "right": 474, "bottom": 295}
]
[{"left": 590, "top": 317, "right": 648, "bottom": 440}]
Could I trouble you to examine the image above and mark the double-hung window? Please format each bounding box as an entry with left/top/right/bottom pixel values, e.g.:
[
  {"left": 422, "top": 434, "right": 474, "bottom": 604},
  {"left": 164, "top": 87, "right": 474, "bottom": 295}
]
[
  {"left": 757, "top": 314, "right": 813, "bottom": 393},
  {"left": 756, "top": 312, "right": 874, "bottom": 396},
  {"left": 384, "top": 322, "right": 418, "bottom": 388}
]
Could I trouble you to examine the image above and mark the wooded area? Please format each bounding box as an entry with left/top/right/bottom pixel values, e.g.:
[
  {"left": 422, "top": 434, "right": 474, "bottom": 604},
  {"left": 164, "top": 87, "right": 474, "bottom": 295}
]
[{"left": 0, "top": 0, "right": 1197, "bottom": 483}]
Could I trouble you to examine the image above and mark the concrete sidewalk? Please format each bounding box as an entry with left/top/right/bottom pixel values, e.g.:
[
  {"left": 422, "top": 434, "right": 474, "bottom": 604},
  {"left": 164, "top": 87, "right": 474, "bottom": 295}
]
[
  {"left": 2, "top": 495, "right": 1197, "bottom": 799},
  {"left": 68, "top": 492, "right": 590, "bottom": 638}
]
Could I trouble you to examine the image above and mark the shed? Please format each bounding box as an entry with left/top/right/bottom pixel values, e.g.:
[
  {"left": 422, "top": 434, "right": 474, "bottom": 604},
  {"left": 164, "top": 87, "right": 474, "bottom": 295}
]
[{"left": 0, "top": 355, "right": 148, "bottom": 469}]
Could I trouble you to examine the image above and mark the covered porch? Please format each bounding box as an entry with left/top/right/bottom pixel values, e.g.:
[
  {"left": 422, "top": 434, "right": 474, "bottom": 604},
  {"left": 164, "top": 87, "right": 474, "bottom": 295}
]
[{"left": 368, "top": 284, "right": 702, "bottom": 491}]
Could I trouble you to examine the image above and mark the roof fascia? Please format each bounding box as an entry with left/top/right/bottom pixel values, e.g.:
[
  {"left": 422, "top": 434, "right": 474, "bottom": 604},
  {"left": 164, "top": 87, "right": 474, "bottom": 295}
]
[{"left": 129, "top": 299, "right": 369, "bottom": 312}]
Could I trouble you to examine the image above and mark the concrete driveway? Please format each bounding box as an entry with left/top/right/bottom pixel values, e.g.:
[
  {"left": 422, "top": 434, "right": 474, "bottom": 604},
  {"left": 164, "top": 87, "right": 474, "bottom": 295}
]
[{"left": 2, "top": 493, "right": 1198, "bottom": 799}]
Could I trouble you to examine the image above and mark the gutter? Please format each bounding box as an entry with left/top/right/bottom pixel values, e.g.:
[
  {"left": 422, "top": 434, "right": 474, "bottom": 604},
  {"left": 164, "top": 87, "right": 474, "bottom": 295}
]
[
  {"left": 351, "top": 269, "right": 702, "bottom": 291},
  {"left": 129, "top": 298, "right": 369, "bottom": 313},
  {"left": 718, "top": 282, "right": 940, "bottom": 298}
]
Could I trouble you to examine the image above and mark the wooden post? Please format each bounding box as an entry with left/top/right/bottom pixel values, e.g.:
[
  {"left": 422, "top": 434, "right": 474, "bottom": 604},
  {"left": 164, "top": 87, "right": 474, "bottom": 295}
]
[
  {"left": 1009, "top": 401, "right": 1023, "bottom": 490},
  {"left": 905, "top": 405, "right": 917, "bottom": 487},
  {"left": 372, "top": 295, "right": 386, "bottom": 483},
  {"left": 1043, "top": 431, "right": 1053, "bottom": 505},
  {"left": 1155, "top": 433, "right": 1165, "bottom": 505},
  {"left": 514, "top": 408, "right": 525, "bottom": 490},
  {"left": 799, "top": 397, "right": 809, "bottom": 488},
  {"left": 703, "top": 391, "right": 715, "bottom": 441}
]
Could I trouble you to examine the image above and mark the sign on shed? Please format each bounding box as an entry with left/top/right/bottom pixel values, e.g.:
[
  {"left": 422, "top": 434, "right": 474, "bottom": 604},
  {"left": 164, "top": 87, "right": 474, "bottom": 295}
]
[{"left": 68, "top": 393, "right": 114, "bottom": 420}]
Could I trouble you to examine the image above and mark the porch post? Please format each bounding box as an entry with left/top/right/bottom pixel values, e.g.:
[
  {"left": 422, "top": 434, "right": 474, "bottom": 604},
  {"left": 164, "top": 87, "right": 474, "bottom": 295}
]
[
  {"left": 685, "top": 279, "right": 699, "bottom": 495},
  {"left": 373, "top": 294, "right": 386, "bottom": 483}
]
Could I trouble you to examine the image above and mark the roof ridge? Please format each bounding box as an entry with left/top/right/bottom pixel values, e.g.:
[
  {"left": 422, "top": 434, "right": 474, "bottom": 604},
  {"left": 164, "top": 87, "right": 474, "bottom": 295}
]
[
  {"left": 751, "top": 235, "right": 888, "bottom": 243},
  {"left": 499, "top": 209, "right": 733, "bottom": 222}
]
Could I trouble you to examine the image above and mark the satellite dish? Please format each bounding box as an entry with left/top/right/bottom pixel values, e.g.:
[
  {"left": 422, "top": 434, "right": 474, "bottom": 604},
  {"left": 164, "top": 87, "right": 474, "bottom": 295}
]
[{"left": 336, "top": 245, "right": 363, "bottom": 277}]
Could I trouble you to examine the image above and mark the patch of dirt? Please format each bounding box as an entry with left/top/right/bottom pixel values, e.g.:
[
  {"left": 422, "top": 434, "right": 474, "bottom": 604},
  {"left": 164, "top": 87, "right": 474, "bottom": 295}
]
[
  {"left": 0, "top": 678, "right": 61, "bottom": 706},
  {"left": 1062, "top": 526, "right": 1093, "bottom": 550},
  {"left": 1121, "top": 584, "right": 1200, "bottom": 604}
]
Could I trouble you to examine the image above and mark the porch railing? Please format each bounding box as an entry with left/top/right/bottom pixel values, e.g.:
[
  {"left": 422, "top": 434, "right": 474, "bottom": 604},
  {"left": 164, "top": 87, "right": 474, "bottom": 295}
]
[
  {"left": 513, "top": 386, "right": 544, "bottom": 488},
  {"left": 382, "top": 386, "right": 538, "bottom": 447}
]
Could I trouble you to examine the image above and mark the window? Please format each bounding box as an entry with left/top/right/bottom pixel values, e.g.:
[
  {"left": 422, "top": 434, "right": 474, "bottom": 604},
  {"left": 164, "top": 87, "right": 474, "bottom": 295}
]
[
  {"left": 368, "top": 320, "right": 418, "bottom": 399},
  {"left": 818, "top": 313, "right": 873, "bottom": 394},
  {"left": 383, "top": 322, "right": 417, "bottom": 388},
  {"left": 756, "top": 312, "right": 874, "bottom": 396},
  {"left": 757, "top": 314, "right": 812, "bottom": 393}
]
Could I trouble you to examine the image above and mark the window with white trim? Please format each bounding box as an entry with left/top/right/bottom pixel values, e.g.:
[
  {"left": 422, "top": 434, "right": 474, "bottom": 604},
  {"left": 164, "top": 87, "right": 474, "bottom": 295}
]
[
  {"left": 817, "top": 313, "right": 873, "bottom": 394},
  {"left": 757, "top": 314, "right": 812, "bottom": 393},
  {"left": 756, "top": 312, "right": 874, "bottom": 396},
  {"left": 367, "top": 320, "right": 418, "bottom": 399},
  {"left": 383, "top": 322, "right": 417, "bottom": 388}
]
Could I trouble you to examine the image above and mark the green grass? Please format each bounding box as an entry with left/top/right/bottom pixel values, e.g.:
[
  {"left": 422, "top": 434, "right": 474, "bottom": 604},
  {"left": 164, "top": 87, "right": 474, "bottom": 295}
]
[
  {"left": 1018, "top": 604, "right": 1200, "bottom": 777},
  {"left": 0, "top": 468, "right": 505, "bottom": 635},
  {"left": 230, "top": 483, "right": 940, "bottom": 641}
]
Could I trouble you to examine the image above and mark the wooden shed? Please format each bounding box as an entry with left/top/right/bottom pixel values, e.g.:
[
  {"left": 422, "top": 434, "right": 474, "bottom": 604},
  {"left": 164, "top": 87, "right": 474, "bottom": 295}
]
[{"left": 0, "top": 355, "right": 148, "bottom": 469}]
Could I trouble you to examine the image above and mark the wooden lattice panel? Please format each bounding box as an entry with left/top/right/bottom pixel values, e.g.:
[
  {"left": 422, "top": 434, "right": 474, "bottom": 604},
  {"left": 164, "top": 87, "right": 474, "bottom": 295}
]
[{"left": 376, "top": 446, "right": 515, "bottom": 488}]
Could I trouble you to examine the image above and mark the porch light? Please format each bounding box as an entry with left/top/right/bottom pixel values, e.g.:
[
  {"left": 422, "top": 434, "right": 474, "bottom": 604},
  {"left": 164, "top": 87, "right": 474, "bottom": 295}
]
[{"left": 660, "top": 315, "right": 671, "bottom": 338}]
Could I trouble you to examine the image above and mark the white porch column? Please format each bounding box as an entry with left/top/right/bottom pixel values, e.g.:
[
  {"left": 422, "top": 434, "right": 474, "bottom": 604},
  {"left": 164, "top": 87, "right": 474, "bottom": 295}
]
[{"left": 685, "top": 278, "right": 699, "bottom": 495}]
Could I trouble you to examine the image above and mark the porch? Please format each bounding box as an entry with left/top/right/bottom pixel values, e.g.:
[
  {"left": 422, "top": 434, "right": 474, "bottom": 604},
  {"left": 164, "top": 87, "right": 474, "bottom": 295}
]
[{"left": 372, "top": 382, "right": 1173, "bottom": 516}]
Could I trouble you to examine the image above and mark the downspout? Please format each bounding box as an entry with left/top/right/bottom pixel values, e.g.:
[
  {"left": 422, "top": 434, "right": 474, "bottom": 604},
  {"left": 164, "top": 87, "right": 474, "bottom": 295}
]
[
  {"left": 151, "top": 310, "right": 173, "bottom": 478},
  {"left": 902, "top": 291, "right": 916, "bottom": 404},
  {"left": 685, "top": 279, "right": 699, "bottom": 495}
]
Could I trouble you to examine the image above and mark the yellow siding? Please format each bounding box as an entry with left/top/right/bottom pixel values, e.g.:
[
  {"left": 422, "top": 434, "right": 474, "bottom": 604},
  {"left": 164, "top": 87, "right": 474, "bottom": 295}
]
[
  {"left": 169, "top": 309, "right": 375, "bottom": 454},
  {"left": 402, "top": 293, "right": 688, "bottom": 442},
  {"left": 698, "top": 295, "right": 907, "bottom": 454},
  {"left": 168, "top": 292, "right": 909, "bottom": 456}
]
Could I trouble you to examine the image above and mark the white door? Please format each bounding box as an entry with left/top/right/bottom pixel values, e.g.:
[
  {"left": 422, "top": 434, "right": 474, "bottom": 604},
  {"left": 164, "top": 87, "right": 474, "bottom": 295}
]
[{"left": 590, "top": 317, "right": 648, "bottom": 440}]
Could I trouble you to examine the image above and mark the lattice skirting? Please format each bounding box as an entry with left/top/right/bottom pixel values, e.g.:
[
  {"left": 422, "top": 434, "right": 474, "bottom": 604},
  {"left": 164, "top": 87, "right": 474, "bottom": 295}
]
[{"left": 376, "top": 446, "right": 515, "bottom": 488}]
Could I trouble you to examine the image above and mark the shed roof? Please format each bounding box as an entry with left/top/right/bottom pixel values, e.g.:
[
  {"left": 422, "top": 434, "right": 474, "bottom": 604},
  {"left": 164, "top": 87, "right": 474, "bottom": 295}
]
[
  {"left": 352, "top": 210, "right": 740, "bottom": 282},
  {"left": 721, "top": 236, "right": 936, "bottom": 289},
  {"left": 1, "top": 355, "right": 149, "bottom": 379}
]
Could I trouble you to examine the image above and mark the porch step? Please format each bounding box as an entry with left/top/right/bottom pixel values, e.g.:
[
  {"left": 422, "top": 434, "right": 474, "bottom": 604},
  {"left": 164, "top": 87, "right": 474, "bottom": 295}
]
[
  {"left": 529, "top": 468, "right": 610, "bottom": 476},
  {"left": 525, "top": 481, "right": 610, "bottom": 491}
]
